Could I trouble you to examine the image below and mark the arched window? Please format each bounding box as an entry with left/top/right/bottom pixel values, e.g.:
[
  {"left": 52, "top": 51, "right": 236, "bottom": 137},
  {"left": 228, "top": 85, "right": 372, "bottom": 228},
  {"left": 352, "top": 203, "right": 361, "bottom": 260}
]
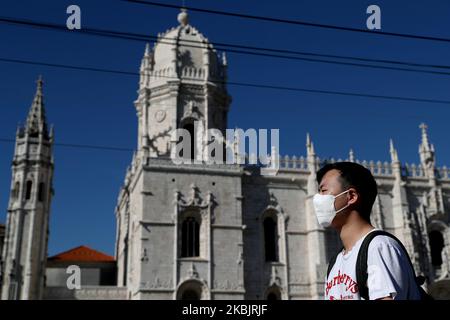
[
  {"left": 181, "top": 217, "right": 200, "bottom": 257},
  {"left": 12, "top": 182, "right": 20, "bottom": 199},
  {"left": 182, "top": 123, "right": 195, "bottom": 161},
  {"left": 181, "top": 289, "right": 200, "bottom": 300},
  {"left": 25, "top": 180, "right": 33, "bottom": 200},
  {"left": 429, "top": 230, "right": 445, "bottom": 268},
  {"left": 266, "top": 286, "right": 281, "bottom": 300},
  {"left": 38, "top": 182, "right": 45, "bottom": 202},
  {"left": 177, "top": 281, "right": 203, "bottom": 300},
  {"left": 123, "top": 237, "right": 128, "bottom": 287},
  {"left": 267, "top": 292, "right": 278, "bottom": 300},
  {"left": 264, "top": 216, "right": 278, "bottom": 262},
  {"left": 209, "top": 135, "right": 217, "bottom": 158}
]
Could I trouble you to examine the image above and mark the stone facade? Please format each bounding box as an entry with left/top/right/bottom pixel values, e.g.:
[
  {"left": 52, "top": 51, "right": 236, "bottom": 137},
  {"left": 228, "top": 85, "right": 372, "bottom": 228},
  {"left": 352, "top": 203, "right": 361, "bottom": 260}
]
[
  {"left": 0, "top": 224, "right": 5, "bottom": 274},
  {"left": 114, "top": 10, "right": 450, "bottom": 300}
]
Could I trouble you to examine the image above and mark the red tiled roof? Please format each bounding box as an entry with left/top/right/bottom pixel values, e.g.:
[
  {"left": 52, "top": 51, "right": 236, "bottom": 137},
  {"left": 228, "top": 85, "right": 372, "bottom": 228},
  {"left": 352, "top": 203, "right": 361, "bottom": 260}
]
[{"left": 48, "top": 245, "right": 115, "bottom": 262}]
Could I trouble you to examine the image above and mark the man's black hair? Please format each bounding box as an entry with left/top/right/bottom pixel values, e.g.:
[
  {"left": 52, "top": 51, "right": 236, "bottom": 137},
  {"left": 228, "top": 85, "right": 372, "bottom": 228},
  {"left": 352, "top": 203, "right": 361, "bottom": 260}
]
[{"left": 316, "top": 162, "right": 378, "bottom": 222}]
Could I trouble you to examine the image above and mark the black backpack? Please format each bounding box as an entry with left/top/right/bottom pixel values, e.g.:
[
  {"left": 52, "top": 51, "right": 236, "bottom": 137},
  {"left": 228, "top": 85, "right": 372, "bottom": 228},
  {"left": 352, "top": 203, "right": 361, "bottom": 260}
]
[{"left": 326, "top": 230, "right": 433, "bottom": 300}]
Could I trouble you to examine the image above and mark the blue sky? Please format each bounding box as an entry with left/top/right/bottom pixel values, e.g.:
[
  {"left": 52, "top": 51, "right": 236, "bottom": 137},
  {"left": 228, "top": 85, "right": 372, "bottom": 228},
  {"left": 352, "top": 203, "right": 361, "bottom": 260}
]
[{"left": 1, "top": 0, "right": 450, "bottom": 256}]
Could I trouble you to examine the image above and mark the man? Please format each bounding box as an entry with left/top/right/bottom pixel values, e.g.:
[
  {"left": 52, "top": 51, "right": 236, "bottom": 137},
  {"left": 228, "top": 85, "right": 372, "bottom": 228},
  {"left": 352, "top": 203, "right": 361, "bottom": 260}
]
[{"left": 313, "top": 162, "right": 421, "bottom": 300}]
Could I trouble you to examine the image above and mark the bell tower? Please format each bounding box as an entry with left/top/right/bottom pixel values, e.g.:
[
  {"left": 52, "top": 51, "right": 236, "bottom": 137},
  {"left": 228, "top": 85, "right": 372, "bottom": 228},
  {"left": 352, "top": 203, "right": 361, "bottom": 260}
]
[
  {"left": 135, "top": 9, "right": 231, "bottom": 161},
  {"left": 115, "top": 10, "right": 245, "bottom": 301},
  {"left": 1, "top": 77, "right": 54, "bottom": 300}
]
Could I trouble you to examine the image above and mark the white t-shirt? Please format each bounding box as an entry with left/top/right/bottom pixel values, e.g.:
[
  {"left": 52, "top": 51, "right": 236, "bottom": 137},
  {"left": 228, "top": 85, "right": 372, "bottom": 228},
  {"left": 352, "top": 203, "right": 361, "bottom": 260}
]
[{"left": 325, "top": 229, "right": 421, "bottom": 300}]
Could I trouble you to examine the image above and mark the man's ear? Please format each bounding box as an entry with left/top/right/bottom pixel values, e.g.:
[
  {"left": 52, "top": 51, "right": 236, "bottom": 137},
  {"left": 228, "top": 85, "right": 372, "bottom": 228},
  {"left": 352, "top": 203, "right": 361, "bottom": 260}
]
[{"left": 347, "top": 188, "right": 359, "bottom": 206}]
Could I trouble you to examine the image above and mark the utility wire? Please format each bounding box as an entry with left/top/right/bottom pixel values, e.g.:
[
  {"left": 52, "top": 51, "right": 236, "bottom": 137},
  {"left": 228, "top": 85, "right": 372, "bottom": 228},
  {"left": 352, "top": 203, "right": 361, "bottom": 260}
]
[
  {"left": 2, "top": 17, "right": 450, "bottom": 78},
  {"left": 123, "top": 0, "right": 450, "bottom": 44},
  {"left": 1, "top": 56, "right": 450, "bottom": 105},
  {"left": 0, "top": 138, "right": 133, "bottom": 152}
]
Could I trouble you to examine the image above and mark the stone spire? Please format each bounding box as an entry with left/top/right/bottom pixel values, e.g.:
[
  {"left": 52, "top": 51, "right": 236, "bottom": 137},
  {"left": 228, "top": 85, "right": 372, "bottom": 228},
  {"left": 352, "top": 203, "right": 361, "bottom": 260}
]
[
  {"left": 139, "top": 43, "right": 154, "bottom": 89},
  {"left": 418, "top": 123, "right": 436, "bottom": 179},
  {"left": 25, "top": 76, "right": 48, "bottom": 137},
  {"left": 221, "top": 52, "right": 228, "bottom": 81},
  {"left": 306, "top": 133, "right": 318, "bottom": 194},
  {"left": 390, "top": 139, "right": 399, "bottom": 163},
  {"left": 144, "top": 42, "right": 150, "bottom": 55},
  {"left": 348, "top": 149, "right": 355, "bottom": 162},
  {"left": 140, "top": 43, "right": 153, "bottom": 72},
  {"left": 389, "top": 139, "right": 403, "bottom": 185},
  {"left": 306, "top": 133, "right": 315, "bottom": 157},
  {"left": 417, "top": 124, "right": 444, "bottom": 217},
  {"left": 389, "top": 138, "right": 413, "bottom": 253},
  {"left": 304, "top": 132, "right": 327, "bottom": 298},
  {"left": 419, "top": 123, "right": 433, "bottom": 153},
  {"left": 222, "top": 52, "right": 227, "bottom": 66}
]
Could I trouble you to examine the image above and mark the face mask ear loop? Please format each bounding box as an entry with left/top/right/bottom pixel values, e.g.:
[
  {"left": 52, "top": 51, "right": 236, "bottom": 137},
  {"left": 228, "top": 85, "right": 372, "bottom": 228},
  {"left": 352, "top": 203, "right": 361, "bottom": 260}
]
[
  {"left": 334, "top": 189, "right": 350, "bottom": 199},
  {"left": 335, "top": 203, "right": 350, "bottom": 215},
  {"left": 334, "top": 189, "right": 351, "bottom": 214}
]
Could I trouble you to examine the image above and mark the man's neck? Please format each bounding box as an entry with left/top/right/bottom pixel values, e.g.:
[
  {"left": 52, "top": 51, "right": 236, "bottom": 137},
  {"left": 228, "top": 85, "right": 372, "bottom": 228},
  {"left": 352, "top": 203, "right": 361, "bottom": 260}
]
[{"left": 339, "top": 212, "right": 374, "bottom": 253}]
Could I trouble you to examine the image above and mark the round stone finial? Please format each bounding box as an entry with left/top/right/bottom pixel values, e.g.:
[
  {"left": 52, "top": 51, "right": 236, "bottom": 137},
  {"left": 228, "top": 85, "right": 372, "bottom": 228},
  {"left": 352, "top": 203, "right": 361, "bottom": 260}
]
[{"left": 177, "top": 8, "right": 189, "bottom": 26}]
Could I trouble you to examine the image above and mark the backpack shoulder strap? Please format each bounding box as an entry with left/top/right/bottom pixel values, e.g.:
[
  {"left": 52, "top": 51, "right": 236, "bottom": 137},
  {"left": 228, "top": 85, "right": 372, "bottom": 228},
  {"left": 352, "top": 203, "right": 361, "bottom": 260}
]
[
  {"left": 356, "top": 230, "right": 395, "bottom": 300},
  {"left": 356, "top": 230, "right": 419, "bottom": 300},
  {"left": 327, "top": 247, "right": 344, "bottom": 279}
]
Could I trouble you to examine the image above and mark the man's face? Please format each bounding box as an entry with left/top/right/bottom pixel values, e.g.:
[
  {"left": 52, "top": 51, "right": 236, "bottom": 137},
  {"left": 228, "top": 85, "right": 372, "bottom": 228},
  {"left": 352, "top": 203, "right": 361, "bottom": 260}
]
[{"left": 318, "top": 169, "right": 350, "bottom": 228}]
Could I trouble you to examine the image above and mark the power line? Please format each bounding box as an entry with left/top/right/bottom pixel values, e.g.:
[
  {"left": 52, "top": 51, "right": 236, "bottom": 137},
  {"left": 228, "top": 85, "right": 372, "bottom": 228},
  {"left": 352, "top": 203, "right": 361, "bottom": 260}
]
[
  {"left": 225, "top": 80, "right": 450, "bottom": 105},
  {"left": 4, "top": 16, "right": 450, "bottom": 71},
  {"left": 51, "top": 16, "right": 450, "bottom": 71},
  {"left": 123, "top": 0, "right": 450, "bottom": 44},
  {"left": 0, "top": 138, "right": 133, "bottom": 152},
  {"left": 0, "top": 57, "right": 137, "bottom": 76},
  {"left": 1, "top": 56, "right": 450, "bottom": 105},
  {"left": 3, "top": 16, "right": 450, "bottom": 78}
]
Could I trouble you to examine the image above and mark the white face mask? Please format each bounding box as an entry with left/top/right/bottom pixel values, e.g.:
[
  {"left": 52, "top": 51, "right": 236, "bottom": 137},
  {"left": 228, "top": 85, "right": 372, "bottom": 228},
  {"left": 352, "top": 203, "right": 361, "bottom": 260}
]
[{"left": 313, "top": 189, "right": 350, "bottom": 228}]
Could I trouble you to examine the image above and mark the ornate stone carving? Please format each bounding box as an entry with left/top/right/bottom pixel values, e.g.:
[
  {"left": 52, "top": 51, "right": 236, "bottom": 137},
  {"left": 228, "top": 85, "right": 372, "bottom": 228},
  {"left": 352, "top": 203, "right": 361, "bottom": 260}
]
[
  {"left": 141, "top": 278, "right": 173, "bottom": 290},
  {"left": 265, "top": 192, "right": 289, "bottom": 227},
  {"left": 188, "top": 262, "right": 199, "bottom": 279},
  {"left": 236, "top": 243, "right": 243, "bottom": 265},
  {"left": 174, "top": 184, "right": 215, "bottom": 211},
  {"left": 213, "top": 279, "right": 242, "bottom": 291},
  {"left": 182, "top": 101, "right": 202, "bottom": 121},
  {"left": 154, "top": 109, "right": 166, "bottom": 123},
  {"left": 141, "top": 248, "right": 149, "bottom": 263},
  {"left": 269, "top": 265, "right": 282, "bottom": 287},
  {"left": 268, "top": 192, "right": 279, "bottom": 208}
]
